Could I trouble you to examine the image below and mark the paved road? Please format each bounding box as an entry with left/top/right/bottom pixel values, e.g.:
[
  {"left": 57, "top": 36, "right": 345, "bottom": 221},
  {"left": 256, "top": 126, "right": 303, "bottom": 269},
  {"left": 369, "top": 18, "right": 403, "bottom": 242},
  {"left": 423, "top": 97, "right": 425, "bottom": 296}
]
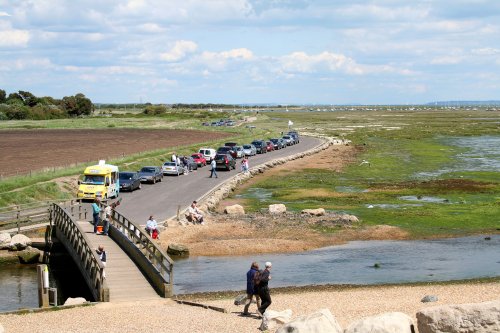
[{"left": 116, "top": 136, "right": 322, "bottom": 223}]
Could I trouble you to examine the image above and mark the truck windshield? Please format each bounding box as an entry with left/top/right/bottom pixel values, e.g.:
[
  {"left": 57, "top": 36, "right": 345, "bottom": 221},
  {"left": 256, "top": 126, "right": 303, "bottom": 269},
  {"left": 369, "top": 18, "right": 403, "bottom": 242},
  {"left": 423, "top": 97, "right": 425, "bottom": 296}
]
[{"left": 83, "top": 175, "right": 105, "bottom": 184}]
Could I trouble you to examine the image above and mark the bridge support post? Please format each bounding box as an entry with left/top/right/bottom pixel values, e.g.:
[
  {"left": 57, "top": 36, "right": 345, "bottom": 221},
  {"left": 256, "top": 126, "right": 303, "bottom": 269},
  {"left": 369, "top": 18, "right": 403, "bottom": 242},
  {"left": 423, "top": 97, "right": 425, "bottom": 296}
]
[{"left": 37, "top": 264, "right": 50, "bottom": 308}]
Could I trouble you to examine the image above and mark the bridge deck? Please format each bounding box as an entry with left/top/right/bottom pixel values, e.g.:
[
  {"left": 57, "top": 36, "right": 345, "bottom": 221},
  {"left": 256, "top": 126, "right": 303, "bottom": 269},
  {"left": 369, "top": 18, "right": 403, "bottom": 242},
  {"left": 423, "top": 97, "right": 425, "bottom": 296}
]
[{"left": 77, "top": 220, "right": 159, "bottom": 302}]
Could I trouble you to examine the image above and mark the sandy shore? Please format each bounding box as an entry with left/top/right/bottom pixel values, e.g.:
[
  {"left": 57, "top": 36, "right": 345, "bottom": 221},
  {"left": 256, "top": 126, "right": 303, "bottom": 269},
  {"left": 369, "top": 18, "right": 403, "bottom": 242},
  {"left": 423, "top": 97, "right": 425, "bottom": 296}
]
[{"left": 1, "top": 281, "right": 498, "bottom": 333}]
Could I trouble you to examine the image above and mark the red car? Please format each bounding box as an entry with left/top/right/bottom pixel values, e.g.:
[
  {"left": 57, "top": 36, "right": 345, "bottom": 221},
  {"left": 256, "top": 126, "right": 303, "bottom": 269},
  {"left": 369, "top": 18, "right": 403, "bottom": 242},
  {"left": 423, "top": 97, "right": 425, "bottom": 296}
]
[
  {"left": 191, "top": 153, "right": 207, "bottom": 167},
  {"left": 266, "top": 141, "right": 275, "bottom": 152}
]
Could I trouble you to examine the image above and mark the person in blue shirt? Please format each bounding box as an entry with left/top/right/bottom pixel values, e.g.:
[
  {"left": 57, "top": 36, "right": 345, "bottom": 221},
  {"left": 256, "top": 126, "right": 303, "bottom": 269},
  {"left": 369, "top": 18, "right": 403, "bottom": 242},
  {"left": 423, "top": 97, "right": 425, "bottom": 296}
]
[
  {"left": 91, "top": 198, "right": 101, "bottom": 234},
  {"left": 209, "top": 158, "right": 218, "bottom": 178},
  {"left": 243, "top": 262, "right": 261, "bottom": 315}
]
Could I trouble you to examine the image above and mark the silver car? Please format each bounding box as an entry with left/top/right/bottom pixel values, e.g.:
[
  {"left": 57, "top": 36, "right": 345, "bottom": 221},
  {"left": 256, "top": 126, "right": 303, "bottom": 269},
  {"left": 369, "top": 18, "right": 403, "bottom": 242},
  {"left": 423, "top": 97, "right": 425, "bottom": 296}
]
[
  {"left": 242, "top": 144, "right": 257, "bottom": 156},
  {"left": 162, "top": 161, "right": 185, "bottom": 176}
]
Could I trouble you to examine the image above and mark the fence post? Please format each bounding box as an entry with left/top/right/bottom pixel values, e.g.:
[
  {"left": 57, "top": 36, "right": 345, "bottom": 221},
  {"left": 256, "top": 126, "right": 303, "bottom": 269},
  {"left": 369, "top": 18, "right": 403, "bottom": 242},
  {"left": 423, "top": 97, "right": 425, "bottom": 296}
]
[
  {"left": 176, "top": 205, "right": 180, "bottom": 221},
  {"left": 16, "top": 205, "right": 21, "bottom": 234}
]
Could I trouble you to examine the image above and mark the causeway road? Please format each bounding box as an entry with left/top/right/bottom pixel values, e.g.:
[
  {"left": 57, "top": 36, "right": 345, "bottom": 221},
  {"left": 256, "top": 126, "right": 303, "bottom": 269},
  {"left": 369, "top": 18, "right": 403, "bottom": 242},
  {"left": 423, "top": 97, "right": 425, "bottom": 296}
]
[{"left": 116, "top": 136, "right": 322, "bottom": 223}]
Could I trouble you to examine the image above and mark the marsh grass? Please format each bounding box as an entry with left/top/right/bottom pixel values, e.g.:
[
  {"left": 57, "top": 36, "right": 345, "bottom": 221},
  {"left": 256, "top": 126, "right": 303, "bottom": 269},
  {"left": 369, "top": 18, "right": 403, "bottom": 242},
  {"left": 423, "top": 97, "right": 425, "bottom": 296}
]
[{"left": 237, "top": 109, "right": 500, "bottom": 237}]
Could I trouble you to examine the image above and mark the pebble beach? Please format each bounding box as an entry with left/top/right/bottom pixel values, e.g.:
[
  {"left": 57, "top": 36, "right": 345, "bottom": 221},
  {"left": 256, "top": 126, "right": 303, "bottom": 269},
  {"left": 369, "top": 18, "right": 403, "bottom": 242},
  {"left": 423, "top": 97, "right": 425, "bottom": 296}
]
[{"left": 1, "top": 281, "right": 499, "bottom": 333}]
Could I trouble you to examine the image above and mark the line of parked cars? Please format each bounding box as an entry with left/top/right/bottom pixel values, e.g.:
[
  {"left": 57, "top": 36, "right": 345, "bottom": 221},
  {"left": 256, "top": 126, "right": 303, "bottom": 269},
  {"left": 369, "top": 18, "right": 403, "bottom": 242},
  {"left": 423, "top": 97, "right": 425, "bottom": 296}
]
[{"left": 118, "top": 131, "right": 300, "bottom": 191}]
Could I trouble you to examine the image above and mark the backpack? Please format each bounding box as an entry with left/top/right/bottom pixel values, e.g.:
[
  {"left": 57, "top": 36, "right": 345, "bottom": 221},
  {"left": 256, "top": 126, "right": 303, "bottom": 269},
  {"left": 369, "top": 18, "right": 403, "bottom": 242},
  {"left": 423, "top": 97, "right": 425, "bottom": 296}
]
[{"left": 253, "top": 270, "right": 262, "bottom": 286}]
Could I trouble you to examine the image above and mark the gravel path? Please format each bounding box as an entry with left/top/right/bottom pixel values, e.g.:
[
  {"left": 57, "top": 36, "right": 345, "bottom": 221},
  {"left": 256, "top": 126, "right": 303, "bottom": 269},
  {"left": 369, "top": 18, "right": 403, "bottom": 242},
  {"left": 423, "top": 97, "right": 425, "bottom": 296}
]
[{"left": 1, "top": 281, "right": 498, "bottom": 332}]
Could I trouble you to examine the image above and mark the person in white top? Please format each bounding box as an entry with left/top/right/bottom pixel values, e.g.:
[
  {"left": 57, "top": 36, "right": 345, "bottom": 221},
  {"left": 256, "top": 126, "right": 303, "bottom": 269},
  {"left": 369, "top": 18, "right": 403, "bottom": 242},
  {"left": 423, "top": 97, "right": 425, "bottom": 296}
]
[
  {"left": 145, "top": 215, "right": 160, "bottom": 239},
  {"left": 101, "top": 203, "right": 113, "bottom": 236},
  {"left": 186, "top": 200, "right": 204, "bottom": 224}
]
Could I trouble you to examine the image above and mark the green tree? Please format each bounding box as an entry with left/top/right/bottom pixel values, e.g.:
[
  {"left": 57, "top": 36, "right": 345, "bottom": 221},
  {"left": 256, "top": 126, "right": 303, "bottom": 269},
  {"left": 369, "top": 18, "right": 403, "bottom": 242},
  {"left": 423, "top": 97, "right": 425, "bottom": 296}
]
[
  {"left": 62, "top": 93, "right": 92, "bottom": 116},
  {"left": 0, "top": 89, "right": 6, "bottom": 103}
]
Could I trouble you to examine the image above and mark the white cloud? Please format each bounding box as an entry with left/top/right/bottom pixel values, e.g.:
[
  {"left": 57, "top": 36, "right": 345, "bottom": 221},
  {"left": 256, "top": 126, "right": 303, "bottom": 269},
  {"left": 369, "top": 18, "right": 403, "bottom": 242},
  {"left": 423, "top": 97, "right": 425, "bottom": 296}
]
[
  {"left": 430, "top": 55, "right": 464, "bottom": 65},
  {"left": 471, "top": 48, "right": 500, "bottom": 56},
  {"left": 197, "top": 48, "right": 254, "bottom": 71},
  {"left": 280, "top": 51, "right": 363, "bottom": 75},
  {"left": 0, "top": 29, "right": 30, "bottom": 47},
  {"left": 0, "top": 11, "right": 11, "bottom": 17},
  {"left": 160, "top": 40, "right": 198, "bottom": 62}
]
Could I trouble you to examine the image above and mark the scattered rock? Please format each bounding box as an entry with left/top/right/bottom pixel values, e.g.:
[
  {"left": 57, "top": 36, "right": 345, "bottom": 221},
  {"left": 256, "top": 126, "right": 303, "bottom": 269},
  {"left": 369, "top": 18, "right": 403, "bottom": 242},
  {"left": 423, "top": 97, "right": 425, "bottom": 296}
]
[
  {"left": 224, "top": 204, "right": 245, "bottom": 216},
  {"left": 421, "top": 295, "right": 439, "bottom": 303},
  {"left": 63, "top": 297, "right": 87, "bottom": 306},
  {"left": 301, "top": 208, "right": 326, "bottom": 216},
  {"left": 0, "top": 233, "right": 11, "bottom": 250},
  {"left": 17, "top": 246, "right": 41, "bottom": 264},
  {"left": 167, "top": 243, "right": 190, "bottom": 256},
  {"left": 276, "top": 308, "right": 343, "bottom": 333},
  {"left": 338, "top": 214, "right": 359, "bottom": 223},
  {"left": 269, "top": 204, "right": 287, "bottom": 214},
  {"left": 9, "top": 234, "right": 32, "bottom": 251},
  {"left": 260, "top": 309, "right": 292, "bottom": 331},
  {"left": 417, "top": 300, "right": 500, "bottom": 333},
  {"left": 345, "top": 312, "right": 415, "bottom": 333}
]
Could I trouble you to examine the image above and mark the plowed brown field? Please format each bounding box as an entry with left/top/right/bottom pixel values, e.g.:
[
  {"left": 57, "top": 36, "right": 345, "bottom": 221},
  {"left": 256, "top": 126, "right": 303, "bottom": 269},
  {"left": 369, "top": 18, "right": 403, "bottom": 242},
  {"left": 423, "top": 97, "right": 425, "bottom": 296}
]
[{"left": 0, "top": 129, "right": 231, "bottom": 177}]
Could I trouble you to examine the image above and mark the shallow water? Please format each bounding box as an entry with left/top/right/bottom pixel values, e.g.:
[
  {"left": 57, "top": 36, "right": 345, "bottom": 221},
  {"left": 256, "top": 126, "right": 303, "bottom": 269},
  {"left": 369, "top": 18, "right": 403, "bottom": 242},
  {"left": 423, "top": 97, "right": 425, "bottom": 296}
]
[
  {"left": 0, "top": 263, "right": 39, "bottom": 312},
  {"left": 172, "top": 235, "right": 500, "bottom": 294},
  {"left": 417, "top": 136, "right": 500, "bottom": 178}
]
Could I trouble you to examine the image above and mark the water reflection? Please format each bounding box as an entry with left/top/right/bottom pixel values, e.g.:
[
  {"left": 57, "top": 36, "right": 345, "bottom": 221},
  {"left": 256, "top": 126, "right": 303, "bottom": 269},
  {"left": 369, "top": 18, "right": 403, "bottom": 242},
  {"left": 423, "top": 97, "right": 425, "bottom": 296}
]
[
  {"left": 0, "top": 264, "right": 38, "bottom": 312},
  {"left": 172, "top": 235, "right": 500, "bottom": 294}
]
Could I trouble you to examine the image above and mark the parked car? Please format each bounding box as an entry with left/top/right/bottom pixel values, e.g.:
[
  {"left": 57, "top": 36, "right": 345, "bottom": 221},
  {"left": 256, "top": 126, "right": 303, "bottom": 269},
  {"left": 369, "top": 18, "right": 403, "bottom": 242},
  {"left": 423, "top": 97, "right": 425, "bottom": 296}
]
[
  {"left": 226, "top": 121, "right": 236, "bottom": 126},
  {"left": 224, "top": 142, "right": 238, "bottom": 148},
  {"left": 217, "top": 146, "right": 237, "bottom": 159},
  {"left": 265, "top": 141, "right": 275, "bottom": 152},
  {"left": 234, "top": 146, "right": 244, "bottom": 158},
  {"left": 138, "top": 166, "right": 163, "bottom": 183},
  {"left": 119, "top": 172, "right": 141, "bottom": 191},
  {"left": 191, "top": 153, "right": 207, "bottom": 166},
  {"left": 270, "top": 138, "right": 285, "bottom": 150},
  {"left": 214, "top": 153, "right": 236, "bottom": 170},
  {"left": 242, "top": 144, "right": 257, "bottom": 156},
  {"left": 198, "top": 148, "right": 217, "bottom": 160},
  {"left": 162, "top": 161, "right": 185, "bottom": 176},
  {"left": 251, "top": 140, "right": 267, "bottom": 154},
  {"left": 282, "top": 135, "right": 294, "bottom": 146},
  {"left": 288, "top": 131, "right": 300, "bottom": 143}
]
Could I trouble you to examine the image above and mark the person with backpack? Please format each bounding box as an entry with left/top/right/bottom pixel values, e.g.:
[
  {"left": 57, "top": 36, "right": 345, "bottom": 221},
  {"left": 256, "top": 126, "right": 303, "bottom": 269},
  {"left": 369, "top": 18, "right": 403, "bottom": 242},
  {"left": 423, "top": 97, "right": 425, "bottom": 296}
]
[
  {"left": 243, "top": 262, "right": 261, "bottom": 315},
  {"left": 258, "top": 261, "right": 273, "bottom": 315}
]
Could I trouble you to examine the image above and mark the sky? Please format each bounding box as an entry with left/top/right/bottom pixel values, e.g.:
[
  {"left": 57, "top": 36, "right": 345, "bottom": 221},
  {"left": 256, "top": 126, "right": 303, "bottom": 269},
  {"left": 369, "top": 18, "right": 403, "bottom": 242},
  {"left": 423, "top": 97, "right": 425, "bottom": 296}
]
[{"left": 1, "top": 0, "right": 500, "bottom": 105}]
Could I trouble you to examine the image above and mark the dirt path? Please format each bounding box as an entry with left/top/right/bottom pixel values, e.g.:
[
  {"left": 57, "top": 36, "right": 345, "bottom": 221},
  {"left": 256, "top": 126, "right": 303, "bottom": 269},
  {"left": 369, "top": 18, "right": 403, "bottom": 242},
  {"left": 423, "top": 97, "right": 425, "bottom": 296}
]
[{"left": 159, "top": 144, "right": 411, "bottom": 256}]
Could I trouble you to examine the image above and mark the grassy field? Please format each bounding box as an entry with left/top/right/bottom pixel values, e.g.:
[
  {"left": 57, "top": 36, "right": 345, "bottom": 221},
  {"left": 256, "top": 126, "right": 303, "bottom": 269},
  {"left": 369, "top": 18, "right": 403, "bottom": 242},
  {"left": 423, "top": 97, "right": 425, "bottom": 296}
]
[{"left": 233, "top": 109, "right": 500, "bottom": 238}]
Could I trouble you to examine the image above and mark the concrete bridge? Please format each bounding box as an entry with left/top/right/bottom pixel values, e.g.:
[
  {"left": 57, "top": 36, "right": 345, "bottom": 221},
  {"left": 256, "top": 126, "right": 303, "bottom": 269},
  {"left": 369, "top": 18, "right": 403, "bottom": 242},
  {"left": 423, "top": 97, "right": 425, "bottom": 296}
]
[{"left": 48, "top": 202, "right": 173, "bottom": 302}]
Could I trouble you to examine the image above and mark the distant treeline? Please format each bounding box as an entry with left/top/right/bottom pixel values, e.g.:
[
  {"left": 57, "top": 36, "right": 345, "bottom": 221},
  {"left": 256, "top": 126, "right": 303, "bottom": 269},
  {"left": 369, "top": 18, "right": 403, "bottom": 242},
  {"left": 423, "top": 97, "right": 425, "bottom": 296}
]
[{"left": 0, "top": 89, "right": 93, "bottom": 120}]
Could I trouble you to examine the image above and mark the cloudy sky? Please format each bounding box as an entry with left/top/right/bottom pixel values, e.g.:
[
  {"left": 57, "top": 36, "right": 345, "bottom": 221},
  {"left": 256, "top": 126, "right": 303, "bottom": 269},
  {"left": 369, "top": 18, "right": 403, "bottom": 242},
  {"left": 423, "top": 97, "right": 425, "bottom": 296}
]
[{"left": 1, "top": 0, "right": 500, "bottom": 104}]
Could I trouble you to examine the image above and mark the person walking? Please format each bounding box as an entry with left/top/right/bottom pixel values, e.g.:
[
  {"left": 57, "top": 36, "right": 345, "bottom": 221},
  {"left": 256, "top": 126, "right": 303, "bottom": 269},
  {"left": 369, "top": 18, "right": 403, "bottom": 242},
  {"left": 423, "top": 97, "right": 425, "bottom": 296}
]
[
  {"left": 243, "top": 262, "right": 261, "bottom": 315},
  {"left": 209, "top": 158, "right": 218, "bottom": 178},
  {"left": 91, "top": 198, "right": 101, "bottom": 234},
  {"left": 96, "top": 245, "right": 107, "bottom": 278},
  {"left": 258, "top": 262, "right": 273, "bottom": 315},
  {"left": 241, "top": 156, "right": 249, "bottom": 173},
  {"left": 172, "top": 152, "right": 177, "bottom": 163}
]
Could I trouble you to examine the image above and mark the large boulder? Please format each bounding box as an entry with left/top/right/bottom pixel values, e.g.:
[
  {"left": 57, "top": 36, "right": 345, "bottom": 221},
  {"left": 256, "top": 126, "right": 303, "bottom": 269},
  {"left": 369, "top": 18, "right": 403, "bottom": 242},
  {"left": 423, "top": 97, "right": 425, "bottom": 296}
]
[
  {"left": 344, "top": 312, "right": 415, "bottom": 333},
  {"left": 167, "top": 243, "right": 190, "bottom": 256},
  {"left": 0, "top": 232, "right": 11, "bottom": 250},
  {"left": 64, "top": 297, "right": 87, "bottom": 306},
  {"left": 301, "top": 208, "right": 326, "bottom": 216},
  {"left": 9, "top": 234, "right": 32, "bottom": 251},
  {"left": 17, "top": 246, "right": 41, "bottom": 264},
  {"left": 224, "top": 204, "right": 245, "bottom": 216},
  {"left": 269, "top": 204, "right": 287, "bottom": 214},
  {"left": 260, "top": 309, "right": 292, "bottom": 331},
  {"left": 417, "top": 300, "right": 500, "bottom": 333},
  {"left": 276, "top": 308, "right": 343, "bottom": 333}
]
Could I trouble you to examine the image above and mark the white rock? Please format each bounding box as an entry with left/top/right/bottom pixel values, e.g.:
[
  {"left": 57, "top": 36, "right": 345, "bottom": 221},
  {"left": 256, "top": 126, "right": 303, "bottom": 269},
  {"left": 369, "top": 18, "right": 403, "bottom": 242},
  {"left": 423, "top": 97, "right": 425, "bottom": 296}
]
[
  {"left": 9, "top": 234, "right": 32, "bottom": 250},
  {"left": 224, "top": 204, "right": 245, "bottom": 215},
  {"left": 301, "top": 208, "right": 326, "bottom": 216},
  {"left": 269, "top": 204, "right": 287, "bottom": 214},
  {"left": 417, "top": 299, "right": 500, "bottom": 333},
  {"left": 344, "top": 312, "right": 415, "bottom": 333},
  {"left": 276, "top": 308, "right": 343, "bottom": 333},
  {"left": 0, "top": 232, "right": 11, "bottom": 250},
  {"left": 0, "top": 322, "right": 4, "bottom": 333},
  {"left": 63, "top": 297, "right": 87, "bottom": 306},
  {"left": 260, "top": 309, "right": 292, "bottom": 331}
]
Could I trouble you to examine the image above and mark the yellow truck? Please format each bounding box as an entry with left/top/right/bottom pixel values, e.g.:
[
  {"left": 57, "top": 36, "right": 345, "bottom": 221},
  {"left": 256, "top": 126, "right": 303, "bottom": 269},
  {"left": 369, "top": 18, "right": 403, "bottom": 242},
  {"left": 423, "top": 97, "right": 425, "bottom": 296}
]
[{"left": 77, "top": 160, "right": 120, "bottom": 200}]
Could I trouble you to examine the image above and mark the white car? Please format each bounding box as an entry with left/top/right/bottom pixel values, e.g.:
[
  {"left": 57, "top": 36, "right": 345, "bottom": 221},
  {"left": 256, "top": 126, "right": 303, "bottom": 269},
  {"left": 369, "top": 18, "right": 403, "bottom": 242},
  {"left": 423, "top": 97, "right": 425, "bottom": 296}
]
[
  {"left": 198, "top": 148, "right": 216, "bottom": 160},
  {"left": 234, "top": 146, "right": 244, "bottom": 158},
  {"left": 242, "top": 144, "right": 257, "bottom": 156},
  {"left": 162, "top": 161, "right": 185, "bottom": 176}
]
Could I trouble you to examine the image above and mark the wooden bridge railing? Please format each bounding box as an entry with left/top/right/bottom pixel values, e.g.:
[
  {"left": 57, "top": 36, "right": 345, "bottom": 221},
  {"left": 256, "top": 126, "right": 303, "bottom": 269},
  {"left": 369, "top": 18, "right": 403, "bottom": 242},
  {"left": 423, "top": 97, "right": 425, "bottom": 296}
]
[
  {"left": 106, "top": 206, "right": 174, "bottom": 297},
  {"left": 49, "top": 203, "right": 109, "bottom": 302}
]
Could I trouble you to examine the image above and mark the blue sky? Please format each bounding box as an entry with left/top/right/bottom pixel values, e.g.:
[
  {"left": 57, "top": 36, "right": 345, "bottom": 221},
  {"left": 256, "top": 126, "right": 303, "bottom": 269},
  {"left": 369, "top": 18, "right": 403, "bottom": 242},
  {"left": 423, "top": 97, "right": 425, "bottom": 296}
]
[{"left": 1, "top": 0, "right": 499, "bottom": 104}]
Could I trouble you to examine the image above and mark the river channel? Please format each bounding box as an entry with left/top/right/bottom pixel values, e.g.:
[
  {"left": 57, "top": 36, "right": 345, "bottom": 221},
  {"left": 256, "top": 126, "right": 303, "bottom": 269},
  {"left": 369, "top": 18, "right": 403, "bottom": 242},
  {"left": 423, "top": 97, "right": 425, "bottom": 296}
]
[{"left": 173, "top": 235, "right": 500, "bottom": 294}]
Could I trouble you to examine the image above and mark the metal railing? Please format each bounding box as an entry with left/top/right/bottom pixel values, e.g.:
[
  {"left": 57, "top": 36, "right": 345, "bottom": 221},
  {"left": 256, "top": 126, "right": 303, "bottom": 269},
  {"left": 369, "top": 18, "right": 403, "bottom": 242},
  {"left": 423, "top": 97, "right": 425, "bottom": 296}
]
[
  {"left": 49, "top": 203, "right": 108, "bottom": 302},
  {"left": 107, "top": 206, "right": 174, "bottom": 297}
]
